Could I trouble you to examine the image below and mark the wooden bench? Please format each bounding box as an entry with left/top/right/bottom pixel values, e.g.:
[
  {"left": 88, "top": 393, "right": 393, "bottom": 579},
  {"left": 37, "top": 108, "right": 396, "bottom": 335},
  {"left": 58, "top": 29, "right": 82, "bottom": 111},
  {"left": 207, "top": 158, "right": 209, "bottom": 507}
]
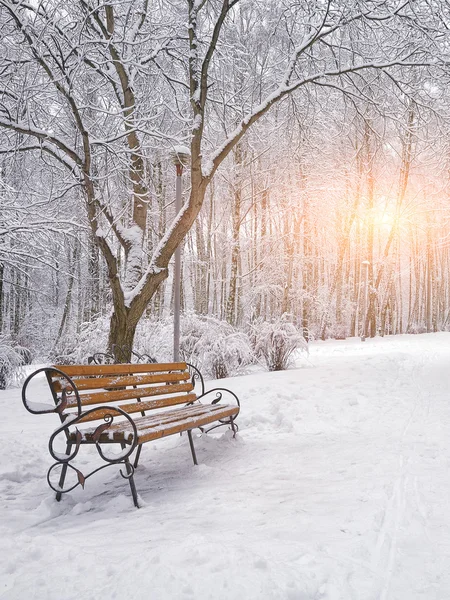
[{"left": 22, "top": 362, "right": 240, "bottom": 507}]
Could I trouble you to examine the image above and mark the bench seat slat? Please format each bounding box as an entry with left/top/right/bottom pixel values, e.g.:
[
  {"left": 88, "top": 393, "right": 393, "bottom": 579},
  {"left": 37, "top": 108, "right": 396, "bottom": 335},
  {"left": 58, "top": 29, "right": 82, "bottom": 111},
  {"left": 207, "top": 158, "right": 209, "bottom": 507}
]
[
  {"left": 66, "top": 382, "right": 194, "bottom": 407},
  {"left": 53, "top": 371, "right": 190, "bottom": 392},
  {"left": 71, "top": 403, "right": 239, "bottom": 444},
  {"left": 76, "top": 393, "right": 198, "bottom": 422},
  {"left": 137, "top": 405, "right": 239, "bottom": 443},
  {"left": 56, "top": 362, "right": 187, "bottom": 377}
]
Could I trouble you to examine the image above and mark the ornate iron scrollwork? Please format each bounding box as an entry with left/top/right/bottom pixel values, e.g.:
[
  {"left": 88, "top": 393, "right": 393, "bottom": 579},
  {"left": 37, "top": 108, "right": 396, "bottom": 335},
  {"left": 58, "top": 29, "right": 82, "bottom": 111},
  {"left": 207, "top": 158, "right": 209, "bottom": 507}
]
[
  {"left": 195, "top": 386, "right": 240, "bottom": 434},
  {"left": 88, "top": 346, "right": 157, "bottom": 365},
  {"left": 186, "top": 362, "right": 205, "bottom": 395},
  {"left": 22, "top": 367, "right": 138, "bottom": 498}
]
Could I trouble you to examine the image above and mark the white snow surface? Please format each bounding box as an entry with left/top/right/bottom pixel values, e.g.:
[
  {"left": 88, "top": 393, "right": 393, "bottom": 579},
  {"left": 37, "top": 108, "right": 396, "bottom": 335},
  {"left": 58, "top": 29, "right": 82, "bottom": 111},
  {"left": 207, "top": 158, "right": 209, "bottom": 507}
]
[{"left": 2, "top": 333, "right": 450, "bottom": 599}]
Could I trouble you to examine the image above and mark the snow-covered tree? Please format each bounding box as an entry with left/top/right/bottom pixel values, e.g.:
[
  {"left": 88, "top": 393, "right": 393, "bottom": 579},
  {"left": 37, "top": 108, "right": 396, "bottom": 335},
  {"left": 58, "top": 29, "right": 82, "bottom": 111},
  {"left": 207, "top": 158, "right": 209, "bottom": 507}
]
[{"left": 0, "top": 0, "right": 447, "bottom": 355}]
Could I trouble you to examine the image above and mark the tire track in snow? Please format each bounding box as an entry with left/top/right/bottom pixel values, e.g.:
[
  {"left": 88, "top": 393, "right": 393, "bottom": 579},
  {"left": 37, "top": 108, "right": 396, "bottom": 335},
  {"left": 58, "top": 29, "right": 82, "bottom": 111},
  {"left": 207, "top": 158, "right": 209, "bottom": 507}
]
[
  {"left": 372, "top": 350, "right": 429, "bottom": 600},
  {"left": 378, "top": 463, "right": 408, "bottom": 600}
]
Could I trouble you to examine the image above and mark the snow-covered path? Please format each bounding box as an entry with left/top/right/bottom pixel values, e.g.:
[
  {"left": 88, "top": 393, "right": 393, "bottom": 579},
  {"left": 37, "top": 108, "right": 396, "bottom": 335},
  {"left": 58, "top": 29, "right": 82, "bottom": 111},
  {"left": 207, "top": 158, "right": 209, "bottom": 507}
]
[{"left": 1, "top": 334, "right": 450, "bottom": 599}]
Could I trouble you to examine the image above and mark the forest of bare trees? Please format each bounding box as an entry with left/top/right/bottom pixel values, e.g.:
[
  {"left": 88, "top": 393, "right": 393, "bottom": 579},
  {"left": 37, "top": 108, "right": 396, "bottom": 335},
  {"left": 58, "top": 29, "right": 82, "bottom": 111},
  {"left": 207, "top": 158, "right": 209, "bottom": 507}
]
[{"left": 1, "top": 0, "right": 450, "bottom": 364}]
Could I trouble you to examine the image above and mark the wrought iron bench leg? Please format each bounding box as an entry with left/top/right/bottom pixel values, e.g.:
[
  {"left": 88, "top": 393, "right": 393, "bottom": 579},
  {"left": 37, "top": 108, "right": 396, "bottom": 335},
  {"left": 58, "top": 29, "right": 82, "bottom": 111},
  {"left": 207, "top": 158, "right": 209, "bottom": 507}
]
[
  {"left": 56, "top": 442, "right": 72, "bottom": 502},
  {"left": 229, "top": 416, "right": 237, "bottom": 438},
  {"left": 187, "top": 430, "right": 198, "bottom": 465},
  {"left": 133, "top": 444, "right": 143, "bottom": 469},
  {"left": 121, "top": 443, "right": 139, "bottom": 508}
]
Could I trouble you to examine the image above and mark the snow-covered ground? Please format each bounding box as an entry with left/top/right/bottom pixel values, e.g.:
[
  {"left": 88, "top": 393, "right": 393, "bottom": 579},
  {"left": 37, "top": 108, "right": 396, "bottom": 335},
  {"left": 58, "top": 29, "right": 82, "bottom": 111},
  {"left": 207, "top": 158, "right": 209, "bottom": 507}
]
[{"left": 1, "top": 333, "right": 450, "bottom": 600}]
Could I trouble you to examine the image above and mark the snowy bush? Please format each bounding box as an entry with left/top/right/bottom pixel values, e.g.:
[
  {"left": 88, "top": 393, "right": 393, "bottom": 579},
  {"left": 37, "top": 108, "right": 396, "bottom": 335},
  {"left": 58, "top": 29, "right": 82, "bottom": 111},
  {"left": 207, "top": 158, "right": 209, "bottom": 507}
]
[
  {"left": 179, "top": 314, "right": 254, "bottom": 379},
  {"left": 251, "top": 315, "right": 307, "bottom": 371},
  {"left": 328, "top": 323, "right": 347, "bottom": 340},
  {"left": 47, "top": 313, "right": 254, "bottom": 380},
  {"left": 136, "top": 314, "right": 254, "bottom": 379},
  {"left": 48, "top": 314, "right": 174, "bottom": 365},
  {"left": 208, "top": 333, "right": 253, "bottom": 379},
  {"left": 44, "top": 311, "right": 308, "bottom": 377},
  {"left": 134, "top": 318, "right": 173, "bottom": 362},
  {"left": 0, "top": 335, "right": 29, "bottom": 389},
  {"left": 51, "top": 315, "right": 169, "bottom": 364},
  {"left": 407, "top": 323, "right": 429, "bottom": 335},
  {"left": 49, "top": 315, "right": 110, "bottom": 364}
]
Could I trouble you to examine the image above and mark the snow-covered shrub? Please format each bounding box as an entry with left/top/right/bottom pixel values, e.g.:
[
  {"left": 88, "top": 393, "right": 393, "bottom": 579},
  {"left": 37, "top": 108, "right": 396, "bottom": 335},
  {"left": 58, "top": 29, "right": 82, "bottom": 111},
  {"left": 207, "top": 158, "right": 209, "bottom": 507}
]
[
  {"left": 329, "top": 323, "right": 347, "bottom": 340},
  {"left": 47, "top": 312, "right": 254, "bottom": 379},
  {"left": 52, "top": 315, "right": 171, "bottom": 364},
  {"left": 136, "top": 314, "right": 254, "bottom": 378},
  {"left": 251, "top": 315, "right": 307, "bottom": 371},
  {"left": 180, "top": 314, "right": 254, "bottom": 379},
  {"left": 48, "top": 314, "right": 173, "bottom": 365},
  {"left": 49, "top": 315, "right": 110, "bottom": 364},
  {"left": 134, "top": 317, "right": 173, "bottom": 362},
  {"left": 206, "top": 332, "right": 254, "bottom": 380},
  {"left": 0, "top": 335, "right": 28, "bottom": 389},
  {"left": 407, "top": 323, "right": 428, "bottom": 335}
]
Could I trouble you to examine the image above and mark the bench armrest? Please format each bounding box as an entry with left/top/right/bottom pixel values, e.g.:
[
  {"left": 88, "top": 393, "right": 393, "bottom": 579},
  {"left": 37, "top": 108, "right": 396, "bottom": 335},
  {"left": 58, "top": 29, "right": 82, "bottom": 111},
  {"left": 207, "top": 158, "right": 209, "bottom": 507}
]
[
  {"left": 184, "top": 364, "right": 240, "bottom": 410},
  {"left": 22, "top": 367, "right": 83, "bottom": 416},
  {"left": 197, "top": 387, "right": 240, "bottom": 409}
]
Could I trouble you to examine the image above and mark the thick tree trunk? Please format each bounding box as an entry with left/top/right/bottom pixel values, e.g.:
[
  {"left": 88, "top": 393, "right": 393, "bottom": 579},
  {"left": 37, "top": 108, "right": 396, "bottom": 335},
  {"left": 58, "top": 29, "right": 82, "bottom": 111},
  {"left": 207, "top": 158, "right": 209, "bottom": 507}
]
[
  {"left": 106, "top": 260, "right": 170, "bottom": 359},
  {"left": 108, "top": 308, "right": 139, "bottom": 361}
]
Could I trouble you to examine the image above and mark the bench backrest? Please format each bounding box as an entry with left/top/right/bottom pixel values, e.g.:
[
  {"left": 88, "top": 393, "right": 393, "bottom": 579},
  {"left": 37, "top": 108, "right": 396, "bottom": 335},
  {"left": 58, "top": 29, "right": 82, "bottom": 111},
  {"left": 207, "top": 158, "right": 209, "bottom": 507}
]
[{"left": 47, "top": 362, "right": 196, "bottom": 423}]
